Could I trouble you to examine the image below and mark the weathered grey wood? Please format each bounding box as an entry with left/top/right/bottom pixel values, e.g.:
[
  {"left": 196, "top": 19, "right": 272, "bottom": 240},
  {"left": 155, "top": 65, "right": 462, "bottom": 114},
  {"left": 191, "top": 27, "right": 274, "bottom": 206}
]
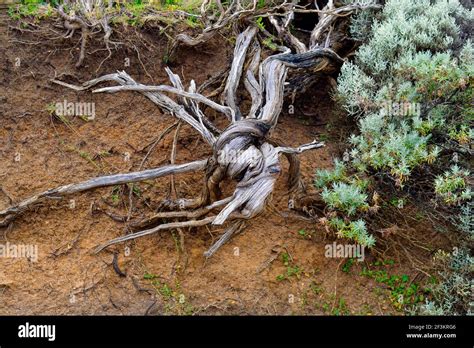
[
  {"left": 222, "top": 26, "right": 257, "bottom": 121},
  {"left": 204, "top": 221, "right": 245, "bottom": 258},
  {"left": 4, "top": 1, "right": 382, "bottom": 256},
  {"left": 95, "top": 216, "right": 216, "bottom": 253},
  {"left": 0, "top": 160, "right": 207, "bottom": 227}
]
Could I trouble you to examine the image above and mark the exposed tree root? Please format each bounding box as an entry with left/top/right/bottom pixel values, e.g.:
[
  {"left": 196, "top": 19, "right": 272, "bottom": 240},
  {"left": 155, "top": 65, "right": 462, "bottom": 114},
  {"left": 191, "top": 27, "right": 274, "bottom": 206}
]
[
  {"left": 1, "top": 0, "right": 381, "bottom": 257},
  {"left": 0, "top": 160, "right": 207, "bottom": 227}
]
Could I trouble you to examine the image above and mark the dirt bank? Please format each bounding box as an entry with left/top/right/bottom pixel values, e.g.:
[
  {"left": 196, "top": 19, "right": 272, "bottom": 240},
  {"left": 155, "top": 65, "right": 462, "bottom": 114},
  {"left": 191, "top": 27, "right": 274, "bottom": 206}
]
[{"left": 0, "top": 12, "right": 451, "bottom": 315}]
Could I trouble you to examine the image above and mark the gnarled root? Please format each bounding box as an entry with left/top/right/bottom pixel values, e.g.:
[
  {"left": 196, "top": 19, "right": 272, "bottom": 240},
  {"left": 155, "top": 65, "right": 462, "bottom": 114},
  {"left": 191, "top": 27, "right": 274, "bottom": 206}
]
[{"left": 2, "top": 1, "right": 381, "bottom": 257}]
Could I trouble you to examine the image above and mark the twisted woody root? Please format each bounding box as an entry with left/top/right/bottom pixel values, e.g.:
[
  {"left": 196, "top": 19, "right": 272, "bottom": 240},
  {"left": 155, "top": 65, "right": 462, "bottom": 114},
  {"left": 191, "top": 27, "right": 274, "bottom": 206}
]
[{"left": 1, "top": 1, "right": 380, "bottom": 257}]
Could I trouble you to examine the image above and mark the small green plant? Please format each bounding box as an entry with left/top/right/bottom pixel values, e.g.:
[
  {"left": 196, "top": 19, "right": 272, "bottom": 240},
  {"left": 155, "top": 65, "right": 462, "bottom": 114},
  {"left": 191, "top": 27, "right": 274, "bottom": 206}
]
[
  {"left": 318, "top": 133, "right": 329, "bottom": 141},
  {"left": 342, "top": 258, "right": 355, "bottom": 273},
  {"left": 276, "top": 252, "right": 303, "bottom": 282},
  {"left": 297, "top": 229, "right": 313, "bottom": 240},
  {"left": 63, "top": 143, "right": 102, "bottom": 170},
  {"left": 309, "top": 281, "right": 322, "bottom": 295},
  {"left": 184, "top": 16, "right": 200, "bottom": 28},
  {"left": 262, "top": 37, "right": 278, "bottom": 51},
  {"left": 389, "top": 197, "right": 405, "bottom": 208},
  {"left": 159, "top": 283, "right": 173, "bottom": 299},
  {"left": 162, "top": 0, "right": 179, "bottom": 6},
  {"left": 255, "top": 16, "right": 265, "bottom": 31},
  {"left": 332, "top": 297, "right": 350, "bottom": 315},
  {"left": 127, "top": 183, "right": 142, "bottom": 197},
  {"left": 47, "top": 103, "right": 69, "bottom": 126},
  {"left": 143, "top": 272, "right": 155, "bottom": 280},
  {"left": 361, "top": 262, "right": 428, "bottom": 312},
  {"left": 456, "top": 203, "right": 473, "bottom": 239},
  {"left": 110, "top": 186, "right": 122, "bottom": 205},
  {"left": 143, "top": 272, "right": 194, "bottom": 315},
  {"left": 315, "top": 160, "right": 376, "bottom": 247},
  {"left": 449, "top": 125, "right": 473, "bottom": 144}
]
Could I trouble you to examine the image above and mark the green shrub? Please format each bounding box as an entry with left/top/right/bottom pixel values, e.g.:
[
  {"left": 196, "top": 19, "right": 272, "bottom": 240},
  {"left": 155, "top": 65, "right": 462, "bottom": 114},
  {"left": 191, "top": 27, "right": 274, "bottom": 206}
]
[
  {"left": 434, "top": 165, "right": 471, "bottom": 205},
  {"left": 336, "top": 0, "right": 473, "bottom": 184},
  {"left": 316, "top": 0, "right": 473, "bottom": 262},
  {"left": 325, "top": 0, "right": 474, "bottom": 315},
  {"left": 354, "top": 0, "right": 466, "bottom": 78},
  {"left": 342, "top": 0, "right": 381, "bottom": 43}
]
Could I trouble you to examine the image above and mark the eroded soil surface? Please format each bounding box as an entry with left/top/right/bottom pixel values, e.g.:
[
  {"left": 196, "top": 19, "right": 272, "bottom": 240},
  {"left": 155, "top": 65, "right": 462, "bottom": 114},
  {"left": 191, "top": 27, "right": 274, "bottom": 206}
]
[{"left": 0, "top": 13, "right": 451, "bottom": 315}]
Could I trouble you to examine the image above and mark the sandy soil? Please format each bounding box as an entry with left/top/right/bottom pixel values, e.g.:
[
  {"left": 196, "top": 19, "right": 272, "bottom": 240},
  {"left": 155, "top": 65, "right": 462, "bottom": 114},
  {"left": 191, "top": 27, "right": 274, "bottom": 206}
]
[{"left": 0, "top": 12, "right": 451, "bottom": 315}]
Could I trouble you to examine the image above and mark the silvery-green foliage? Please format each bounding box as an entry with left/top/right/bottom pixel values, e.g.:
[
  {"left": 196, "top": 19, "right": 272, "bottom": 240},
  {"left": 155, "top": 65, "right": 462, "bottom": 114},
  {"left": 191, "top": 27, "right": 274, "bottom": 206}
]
[
  {"left": 456, "top": 202, "right": 473, "bottom": 240},
  {"left": 338, "top": 0, "right": 472, "bottom": 114},
  {"left": 337, "top": 0, "right": 472, "bottom": 181},
  {"left": 419, "top": 248, "right": 474, "bottom": 315},
  {"left": 337, "top": 62, "right": 376, "bottom": 115},
  {"left": 329, "top": 217, "right": 376, "bottom": 247},
  {"left": 434, "top": 165, "right": 471, "bottom": 204},
  {"left": 356, "top": 0, "right": 463, "bottom": 76},
  {"left": 349, "top": 113, "right": 438, "bottom": 180},
  {"left": 314, "top": 159, "right": 347, "bottom": 188},
  {"left": 315, "top": 162, "right": 375, "bottom": 247},
  {"left": 322, "top": 182, "right": 369, "bottom": 216},
  {"left": 460, "top": 40, "right": 474, "bottom": 68},
  {"left": 343, "top": 0, "right": 381, "bottom": 42},
  {"left": 318, "top": 0, "right": 472, "bottom": 251}
]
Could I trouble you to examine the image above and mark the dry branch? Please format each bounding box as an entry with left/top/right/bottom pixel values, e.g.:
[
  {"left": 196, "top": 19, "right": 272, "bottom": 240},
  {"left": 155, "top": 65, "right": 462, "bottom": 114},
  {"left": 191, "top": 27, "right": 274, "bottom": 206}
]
[{"left": 0, "top": 160, "right": 207, "bottom": 227}]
